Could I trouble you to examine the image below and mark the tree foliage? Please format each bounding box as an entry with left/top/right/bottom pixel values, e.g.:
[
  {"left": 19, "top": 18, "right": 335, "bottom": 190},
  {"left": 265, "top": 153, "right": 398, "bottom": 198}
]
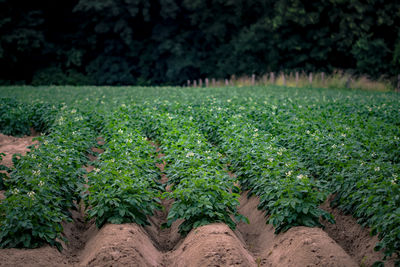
[{"left": 0, "top": 0, "right": 399, "bottom": 85}]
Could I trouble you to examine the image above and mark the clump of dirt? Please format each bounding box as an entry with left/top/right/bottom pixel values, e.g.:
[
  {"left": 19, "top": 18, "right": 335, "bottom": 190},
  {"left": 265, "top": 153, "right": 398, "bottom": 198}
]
[
  {"left": 79, "top": 224, "right": 163, "bottom": 267},
  {"left": 321, "top": 196, "right": 397, "bottom": 266},
  {"left": 167, "top": 223, "right": 256, "bottom": 267},
  {"left": 236, "top": 192, "right": 358, "bottom": 267}
]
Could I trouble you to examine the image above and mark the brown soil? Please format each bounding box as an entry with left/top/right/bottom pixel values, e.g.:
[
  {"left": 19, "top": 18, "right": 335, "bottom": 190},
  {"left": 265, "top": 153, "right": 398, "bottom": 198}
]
[
  {"left": 0, "top": 133, "right": 38, "bottom": 200},
  {"left": 144, "top": 198, "right": 182, "bottom": 252},
  {"left": 321, "top": 195, "right": 396, "bottom": 266},
  {"left": 60, "top": 209, "right": 97, "bottom": 263},
  {"left": 236, "top": 192, "right": 357, "bottom": 267},
  {"left": 145, "top": 146, "right": 183, "bottom": 252},
  {"left": 0, "top": 246, "right": 70, "bottom": 267},
  {"left": 96, "top": 137, "right": 105, "bottom": 146},
  {"left": 0, "top": 133, "right": 37, "bottom": 169},
  {"left": 0, "top": 135, "right": 393, "bottom": 267},
  {"left": 79, "top": 224, "right": 163, "bottom": 267},
  {"left": 167, "top": 223, "right": 256, "bottom": 267},
  {"left": 85, "top": 147, "right": 104, "bottom": 172},
  {"left": 0, "top": 191, "right": 384, "bottom": 267}
]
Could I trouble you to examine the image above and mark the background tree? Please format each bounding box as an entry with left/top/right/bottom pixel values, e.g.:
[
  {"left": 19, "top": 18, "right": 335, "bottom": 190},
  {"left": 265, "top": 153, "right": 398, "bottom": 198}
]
[{"left": 0, "top": 0, "right": 399, "bottom": 85}]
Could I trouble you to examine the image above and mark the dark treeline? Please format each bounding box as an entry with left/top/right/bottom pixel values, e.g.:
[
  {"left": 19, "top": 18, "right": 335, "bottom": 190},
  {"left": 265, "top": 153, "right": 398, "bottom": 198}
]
[{"left": 1, "top": 0, "right": 400, "bottom": 86}]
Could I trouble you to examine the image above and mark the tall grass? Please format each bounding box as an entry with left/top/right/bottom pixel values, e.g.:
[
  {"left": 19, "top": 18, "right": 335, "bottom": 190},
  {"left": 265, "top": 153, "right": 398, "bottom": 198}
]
[{"left": 193, "top": 71, "right": 395, "bottom": 92}]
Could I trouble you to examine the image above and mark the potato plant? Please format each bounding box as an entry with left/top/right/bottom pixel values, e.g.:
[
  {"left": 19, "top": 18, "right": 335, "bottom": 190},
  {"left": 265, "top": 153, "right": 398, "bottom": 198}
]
[
  {"left": 84, "top": 106, "right": 162, "bottom": 228},
  {"left": 0, "top": 108, "right": 97, "bottom": 249},
  {"left": 143, "top": 106, "right": 247, "bottom": 235}
]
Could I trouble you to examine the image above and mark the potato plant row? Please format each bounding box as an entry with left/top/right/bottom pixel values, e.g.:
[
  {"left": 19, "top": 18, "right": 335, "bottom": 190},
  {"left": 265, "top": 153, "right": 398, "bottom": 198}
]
[
  {"left": 84, "top": 106, "right": 163, "bottom": 228},
  {"left": 0, "top": 98, "right": 59, "bottom": 136},
  {"left": 0, "top": 108, "right": 97, "bottom": 249},
  {"left": 179, "top": 103, "right": 333, "bottom": 234},
  {"left": 242, "top": 98, "right": 400, "bottom": 260},
  {"left": 141, "top": 104, "right": 247, "bottom": 235}
]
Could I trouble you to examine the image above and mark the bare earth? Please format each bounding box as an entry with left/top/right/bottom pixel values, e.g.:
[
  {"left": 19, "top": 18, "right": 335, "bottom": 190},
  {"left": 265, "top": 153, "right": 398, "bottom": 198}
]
[
  {"left": 0, "top": 134, "right": 394, "bottom": 266},
  {"left": 321, "top": 195, "right": 396, "bottom": 266},
  {"left": 0, "top": 133, "right": 38, "bottom": 200},
  {"left": 0, "top": 133, "right": 38, "bottom": 169}
]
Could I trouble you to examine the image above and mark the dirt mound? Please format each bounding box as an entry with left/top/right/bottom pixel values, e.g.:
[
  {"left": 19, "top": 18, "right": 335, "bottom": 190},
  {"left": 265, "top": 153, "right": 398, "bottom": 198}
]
[
  {"left": 265, "top": 227, "right": 357, "bottom": 267},
  {"left": 0, "top": 133, "right": 37, "bottom": 169},
  {"left": 79, "top": 224, "right": 163, "bottom": 267},
  {"left": 237, "top": 193, "right": 358, "bottom": 267},
  {"left": 167, "top": 223, "right": 256, "bottom": 267}
]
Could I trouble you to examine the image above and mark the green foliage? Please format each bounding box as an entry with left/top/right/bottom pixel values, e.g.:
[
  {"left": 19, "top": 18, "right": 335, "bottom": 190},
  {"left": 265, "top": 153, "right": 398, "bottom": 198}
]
[
  {"left": 185, "top": 103, "right": 334, "bottom": 234},
  {"left": 0, "top": 193, "right": 68, "bottom": 250},
  {"left": 392, "top": 37, "right": 400, "bottom": 74},
  {"left": 0, "top": 108, "right": 97, "bottom": 249},
  {"left": 0, "top": 153, "right": 8, "bottom": 190},
  {"left": 144, "top": 108, "right": 246, "bottom": 235},
  {"left": 164, "top": 178, "right": 247, "bottom": 235},
  {"left": 85, "top": 107, "right": 162, "bottom": 228},
  {"left": 0, "top": 98, "right": 59, "bottom": 136},
  {"left": 231, "top": 90, "right": 400, "bottom": 260},
  {"left": 0, "top": 98, "right": 31, "bottom": 136},
  {"left": 0, "top": 85, "right": 399, "bottom": 264}
]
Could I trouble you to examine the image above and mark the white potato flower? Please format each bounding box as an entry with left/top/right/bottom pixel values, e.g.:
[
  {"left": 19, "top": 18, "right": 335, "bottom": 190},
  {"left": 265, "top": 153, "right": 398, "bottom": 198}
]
[{"left": 186, "top": 152, "right": 195, "bottom": 157}]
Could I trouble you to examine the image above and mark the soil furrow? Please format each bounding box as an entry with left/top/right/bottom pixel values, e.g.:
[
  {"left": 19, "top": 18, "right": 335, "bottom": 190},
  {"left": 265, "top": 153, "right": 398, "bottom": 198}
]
[
  {"left": 236, "top": 192, "right": 357, "bottom": 267},
  {"left": 321, "top": 195, "right": 397, "bottom": 266}
]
